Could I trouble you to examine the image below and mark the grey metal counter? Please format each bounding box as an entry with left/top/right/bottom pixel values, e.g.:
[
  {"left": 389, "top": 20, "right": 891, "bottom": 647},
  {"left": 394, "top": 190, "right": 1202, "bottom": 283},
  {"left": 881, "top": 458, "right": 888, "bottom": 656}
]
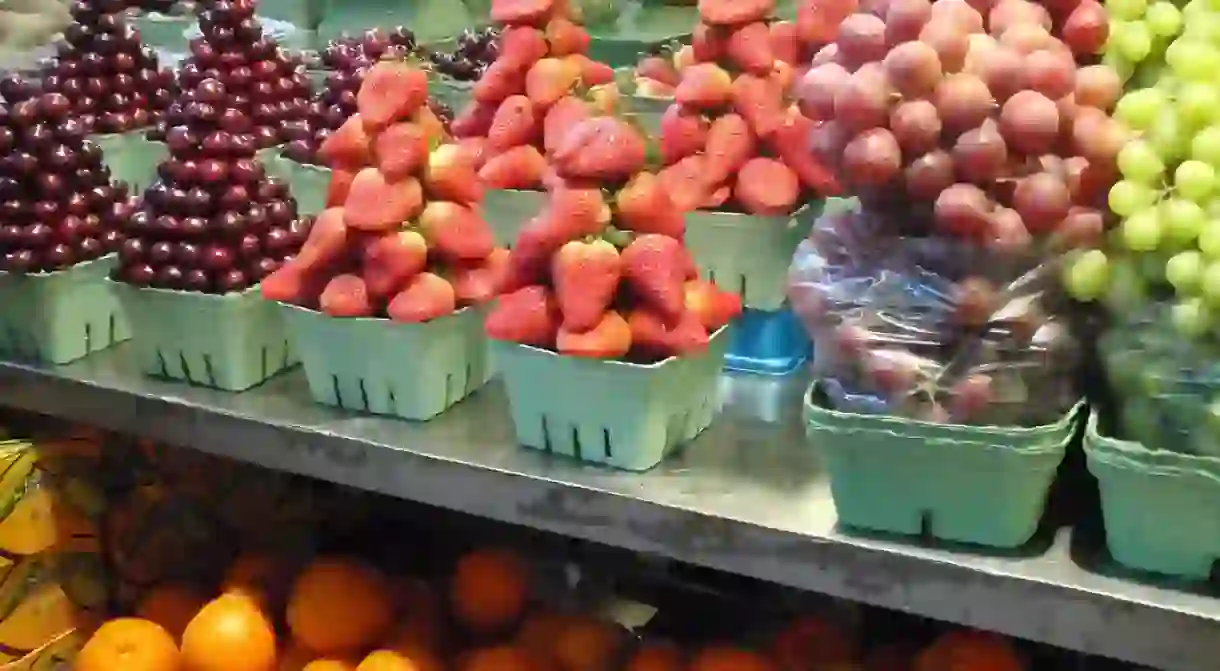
[{"left": 0, "top": 346, "right": 1217, "bottom": 670}]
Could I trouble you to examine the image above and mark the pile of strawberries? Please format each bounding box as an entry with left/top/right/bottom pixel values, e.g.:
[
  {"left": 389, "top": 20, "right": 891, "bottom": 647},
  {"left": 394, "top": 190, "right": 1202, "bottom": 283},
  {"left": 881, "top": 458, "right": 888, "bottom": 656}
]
[
  {"left": 484, "top": 113, "right": 742, "bottom": 360},
  {"left": 261, "top": 60, "right": 506, "bottom": 322},
  {"left": 449, "top": 0, "right": 619, "bottom": 191},
  {"left": 652, "top": 0, "right": 843, "bottom": 216}
]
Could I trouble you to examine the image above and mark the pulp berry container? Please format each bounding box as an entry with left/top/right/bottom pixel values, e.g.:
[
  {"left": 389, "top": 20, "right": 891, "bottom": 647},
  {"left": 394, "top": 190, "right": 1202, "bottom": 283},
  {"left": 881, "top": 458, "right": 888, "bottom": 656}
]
[
  {"left": 724, "top": 307, "right": 810, "bottom": 375},
  {"left": 684, "top": 202, "right": 819, "bottom": 311},
  {"left": 112, "top": 282, "right": 297, "bottom": 392},
  {"left": 279, "top": 304, "right": 492, "bottom": 421},
  {"left": 91, "top": 131, "right": 168, "bottom": 194},
  {"left": 493, "top": 326, "right": 730, "bottom": 471},
  {"left": 257, "top": 148, "right": 330, "bottom": 216},
  {"left": 317, "top": 0, "right": 473, "bottom": 44},
  {"left": 481, "top": 189, "right": 547, "bottom": 248},
  {"left": 1084, "top": 413, "right": 1220, "bottom": 579},
  {"left": 804, "top": 382, "right": 1085, "bottom": 548},
  {"left": 0, "top": 256, "right": 130, "bottom": 365}
]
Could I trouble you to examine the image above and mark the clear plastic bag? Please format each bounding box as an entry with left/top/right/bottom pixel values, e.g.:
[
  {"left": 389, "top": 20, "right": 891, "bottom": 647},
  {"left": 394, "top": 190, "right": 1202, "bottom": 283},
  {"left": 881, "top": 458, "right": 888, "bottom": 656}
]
[{"left": 788, "top": 206, "right": 1080, "bottom": 426}]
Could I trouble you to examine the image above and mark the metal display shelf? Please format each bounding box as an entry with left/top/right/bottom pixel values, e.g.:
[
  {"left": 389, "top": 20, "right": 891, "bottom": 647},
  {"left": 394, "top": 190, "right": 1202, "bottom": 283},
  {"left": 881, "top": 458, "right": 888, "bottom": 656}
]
[{"left": 1, "top": 346, "right": 1218, "bottom": 670}]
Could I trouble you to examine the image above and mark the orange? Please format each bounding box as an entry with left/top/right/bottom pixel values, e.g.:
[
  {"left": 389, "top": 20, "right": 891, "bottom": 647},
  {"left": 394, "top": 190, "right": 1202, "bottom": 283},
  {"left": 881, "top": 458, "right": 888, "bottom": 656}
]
[
  {"left": 516, "top": 611, "right": 567, "bottom": 655},
  {"left": 136, "top": 584, "right": 210, "bottom": 642},
  {"left": 287, "top": 557, "right": 393, "bottom": 656},
  {"left": 550, "top": 616, "right": 622, "bottom": 671},
  {"left": 450, "top": 548, "right": 529, "bottom": 633},
  {"left": 770, "top": 616, "right": 859, "bottom": 670},
  {"left": 461, "top": 645, "right": 554, "bottom": 671},
  {"left": 224, "top": 553, "right": 295, "bottom": 609},
  {"left": 382, "top": 578, "right": 445, "bottom": 649},
  {"left": 180, "top": 592, "right": 278, "bottom": 671},
  {"left": 624, "top": 642, "right": 684, "bottom": 671},
  {"left": 357, "top": 649, "right": 440, "bottom": 671},
  {"left": 914, "top": 631, "right": 1024, "bottom": 671},
  {"left": 279, "top": 643, "right": 319, "bottom": 671},
  {"left": 76, "top": 617, "right": 180, "bottom": 671},
  {"left": 690, "top": 646, "right": 778, "bottom": 671},
  {"left": 303, "top": 659, "right": 359, "bottom": 671}
]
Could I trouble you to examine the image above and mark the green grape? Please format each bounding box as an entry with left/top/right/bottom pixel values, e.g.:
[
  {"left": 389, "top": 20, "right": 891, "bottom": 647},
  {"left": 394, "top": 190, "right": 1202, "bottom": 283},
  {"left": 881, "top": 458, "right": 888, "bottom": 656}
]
[
  {"left": 1107, "top": 0, "right": 1148, "bottom": 20},
  {"left": 1191, "top": 125, "right": 1220, "bottom": 165},
  {"left": 1162, "top": 197, "right": 1207, "bottom": 244},
  {"left": 1184, "top": 10, "right": 1220, "bottom": 42},
  {"left": 1117, "top": 139, "right": 1166, "bottom": 182},
  {"left": 1167, "top": 39, "right": 1220, "bottom": 80},
  {"left": 1063, "top": 250, "right": 1111, "bottom": 302},
  {"left": 1132, "top": 58, "right": 1173, "bottom": 89},
  {"left": 1114, "top": 20, "right": 1154, "bottom": 61},
  {"left": 1175, "top": 160, "right": 1218, "bottom": 200},
  {"left": 1147, "top": 109, "right": 1189, "bottom": 161},
  {"left": 1199, "top": 220, "right": 1220, "bottom": 257},
  {"left": 1122, "top": 207, "right": 1165, "bottom": 251},
  {"left": 1202, "top": 261, "right": 1220, "bottom": 306},
  {"left": 1172, "top": 298, "right": 1213, "bottom": 337},
  {"left": 1109, "top": 180, "right": 1158, "bottom": 215},
  {"left": 1146, "top": 1, "right": 1183, "bottom": 36},
  {"left": 1103, "top": 50, "right": 1137, "bottom": 82},
  {"left": 1174, "top": 83, "right": 1220, "bottom": 127},
  {"left": 1104, "top": 258, "right": 1150, "bottom": 312},
  {"left": 1115, "top": 88, "right": 1168, "bottom": 130},
  {"left": 1167, "top": 249, "right": 1205, "bottom": 293}
]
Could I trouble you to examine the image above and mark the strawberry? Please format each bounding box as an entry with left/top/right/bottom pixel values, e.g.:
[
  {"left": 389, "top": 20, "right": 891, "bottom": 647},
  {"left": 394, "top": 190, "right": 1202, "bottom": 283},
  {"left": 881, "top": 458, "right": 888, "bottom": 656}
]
[
  {"left": 478, "top": 145, "right": 547, "bottom": 189},
  {"left": 675, "top": 63, "right": 733, "bottom": 111},
  {"left": 769, "top": 20, "right": 803, "bottom": 65},
  {"left": 501, "top": 204, "right": 603, "bottom": 292},
  {"left": 621, "top": 234, "right": 686, "bottom": 323},
  {"left": 451, "top": 100, "right": 499, "bottom": 138},
  {"left": 673, "top": 44, "right": 697, "bottom": 71},
  {"left": 627, "top": 308, "right": 710, "bottom": 359},
  {"left": 546, "top": 18, "right": 590, "bottom": 56},
  {"left": 691, "top": 23, "right": 728, "bottom": 62},
  {"left": 552, "top": 116, "right": 646, "bottom": 181},
  {"left": 552, "top": 186, "right": 612, "bottom": 228},
  {"left": 553, "top": 238, "right": 622, "bottom": 332},
  {"left": 318, "top": 114, "right": 373, "bottom": 168},
  {"left": 615, "top": 172, "right": 685, "bottom": 239},
  {"left": 325, "top": 167, "right": 357, "bottom": 207},
  {"left": 499, "top": 26, "right": 550, "bottom": 69},
  {"left": 657, "top": 155, "right": 714, "bottom": 213},
  {"left": 526, "top": 57, "right": 581, "bottom": 109},
  {"left": 659, "top": 105, "right": 710, "bottom": 165},
  {"left": 344, "top": 170, "right": 425, "bottom": 231},
  {"left": 413, "top": 104, "right": 447, "bottom": 144},
  {"left": 451, "top": 248, "right": 509, "bottom": 305},
  {"left": 767, "top": 113, "right": 842, "bottom": 195},
  {"left": 704, "top": 113, "right": 755, "bottom": 184},
  {"left": 485, "top": 285, "right": 561, "bottom": 347},
  {"left": 295, "top": 207, "right": 351, "bottom": 268},
  {"left": 797, "top": 0, "right": 854, "bottom": 45},
  {"left": 455, "top": 137, "right": 491, "bottom": 169},
  {"left": 684, "top": 279, "right": 741, "bottom": 330},
  {"left": 320, "top": 274, "right": 375, "bottom": 317},
  {"left": 726, "top": 22, "right": 775, "bottom": 75},
  {"left": 387, "top": 272, "right": 457, "bottom": 323},
  {"left": 769, "top": 61, "right": 795, "bottom": 96},
  {"left": 474, "top": 58, "right": 528, "bottom": 105},
  {"left": 361, "top": 229, "right": 428, "bottom": 298},
  {"left": 373, "top": 121, "right": 429, "bottom": 181},
  {"left": 491, "top": 0, "right": 555, "bottom": 26},
  {"left": 556, "top": 311, "right": 632, "bottom": 358},
  {"left": 487, "top": 95, "right": 539, "bottom": 153},
  {"left": 425, "top": 143, "right": 484, "bottom": 204},
  {"left": 571, "top": 55, "right": 615, "bottom": 86},
  {"left": 698, "top": 0, "right": 773, "bottom": 26},
  {"left": 702, "top": 185, "right": 732, "bottom": 208},
  {"left": 636, "top": 56, "right": 680, "bottom": 87},
  {"left": 260, "top": 208, "right": 349, "bottom": 306},
  {"left": 635, "top": 78, "right": 676, "bottom": 98},
  {"left": 357, "top": 61, "right": 428, "bottom": 133},
  {"left": 419, "top": 201, "right": 495, "bottom": 262},
  {"left": 543, "top": 96, "right": 592, "bottom": 155},
  {"left": 732, "top": 72, "right": 787, "bottom": 138},
  {"left": 735, "top": 157, "right": 799, "bottom": 215}
]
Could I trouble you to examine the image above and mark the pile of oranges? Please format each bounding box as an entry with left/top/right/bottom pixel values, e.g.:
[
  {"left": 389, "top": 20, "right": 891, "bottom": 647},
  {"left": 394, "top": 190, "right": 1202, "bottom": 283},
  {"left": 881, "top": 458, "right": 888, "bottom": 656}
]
[{"left": 72, "top": 546, "right": 1026, "bottom": 671}]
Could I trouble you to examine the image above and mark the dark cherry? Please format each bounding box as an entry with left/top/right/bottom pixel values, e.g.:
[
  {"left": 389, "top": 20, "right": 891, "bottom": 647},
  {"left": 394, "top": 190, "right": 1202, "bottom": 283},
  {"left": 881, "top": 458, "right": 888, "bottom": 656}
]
[
  {"left": 262, "top": 227, "right": 295, "bottom": 254},
  {"left": 23, "top": 223, "right": 55, "bottom": 249},
  {"left": 119, "top": 237, "right": 146, "bottom": 264},
  {"left": 220, "top": 184, "right": 251, "bottom": 210},
  {"left": 185, "top": 101, "right": 219, "bottom": 123},
  {"left": 165, "top": 126, "right": 199, "bottom": 155},
  {"left": 213, "top": 211, "right": 247, "bottom": 237},
  {"left": 101, "top": 229, "right": 123, "bottom": 253},
  {"left": 148, "top": 241, "right": 175, "bottom": 264},
  {"left": 79, "top": 140, "right": 103, "bottom": 167},
  {"left": 154, "top": 264, "right": 185, "bottom": 289},
  {"left": 81, "top": 214, "right": 102, "bottom": 237},
  {"left": 132, "top": 109, "right": 152, "bottom": 128},
  {"left": 88, "top": 185, "right": 115, "bottom": 207},
  {"left": 282, "top": 140, "right": 312, "bottom": 164},
  {"left": 181, "top": 217, "right": 209, "bottom": 238},
  {"left": 183, "top": 269, "right": 211, "bottom": 292},
  {"left": 165, "top": 187, "right": 190, "bottom": 214},
  {"left": 59, "top": 77, "right": 84, "bottom": 99},
  {"left": 201, "top": 244, "right": 235, "bottom": 271},
  {"left": 195, "top": 78, "right": 227, "bottom": 104},
  {"left": 112, "top": 52, "right": 135, "bottom": 72},
  {"left": 38, "top": 93, "right": 71, "bottom": 120},
  {"left": 263, "top": 178, "right": 290, "bottom": 200},
  {"left": 217, "top": 108, "right": 252, "bottom": 134},
  {"left": 55, "top": 119, "right": 85, "bottom": 142},
  {"left": 125, "top": 210, "right": 152, "bottom": 234},
  {"left": 4, "top": 151, "right": 37, "bottom": 177},
  {"left": 171, "top": 160, "right": 199, "bottom": 185},
  {"left": 111, "top": 73, "right": 136, "bottom": 95},
  {"left": 124, "top": 263, "right": 156, "bottom": 286},
  {"left": 32, "top": 201, "right": 61, "bottom": 223},
  {"left": 252, "top": 127, "right": 279, "bottom": 148},
  {"left": 0, "top": 200, "right": 26, "bottom": 220},
  {"left": 266, "top": 200, "right": 296, "bottom": 226},
  {"left": 185, "top": 187, "right": 213, "bottom": 216},
  {"left": 0, "top": 225, "right": 23, "bottom": 246},
  {"left": 77, "top": 237, "right": 104, "bottom": 260},
  {"left": 198, "top": 159, "right": 230, "bottom": 184},
  {"left": 216, "top": 268, "right": 249, "bottom": 293},
  {"left": 245, "top": 204, "right": 268, "bottom": 230},
  {"left": 0, "top": 177, "right": 17, "bottom": 199},
  {"left": 251, "top": 59, "right": 279, "bottom": 81},
  {"left": 175, "top": 242, "right": 202, "bottom": 267},
  {"left": 36, "top": 174, "right": 66, "bottom": 200},
  {"left": 155, "top": 214, "right": 182, "bottom": 237},
  {"left": 219, "top": 51, "right": 248, "bottom": 71},
  {"left": 44, "top": 244, "right": 75, "bottom": 269},
  {"left": 23, "top": 124, "right": 54, "bottom": 152},
  {"left": 238, "top": 233, "right": 261, "bottom": 259},
  {"left": 230, "top": 159, "right": 263, "bottom": 183},
  {"left": 46, "top": 145, "right": 78, "bottom": 172},
  {"left": 3, "top": 250, "right": 36, "bottom": 273},
  {"left": 202, "top": 131, "right": 233, "bottom": 156}
]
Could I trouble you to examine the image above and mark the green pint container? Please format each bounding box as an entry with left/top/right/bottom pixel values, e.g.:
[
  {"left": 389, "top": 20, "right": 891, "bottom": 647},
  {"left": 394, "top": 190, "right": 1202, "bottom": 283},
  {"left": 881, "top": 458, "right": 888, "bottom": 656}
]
[
  {"left": 481, "top": 189, "right": 547, "bottom": 248},
  {"left": 91, "top": 131, "right": 168, "bottom": 194},
  {"left": 258, "top": 148, "right": 331, "bottom": 216}
]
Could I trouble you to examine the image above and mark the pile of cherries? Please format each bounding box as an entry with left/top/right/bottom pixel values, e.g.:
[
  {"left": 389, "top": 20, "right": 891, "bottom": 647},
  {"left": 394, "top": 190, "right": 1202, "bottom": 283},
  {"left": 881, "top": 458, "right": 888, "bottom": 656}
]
[
  {"left": 424, "top": 26, "right": 500, "bottom": 82},
  {"left": 311, "top": 27, "right": 418, "bottom": 70},
  {"left": 115, "top": 76, "right": 309, "bottom": 294},
  {"left": 0, "top": 93, "right": 132, "bottom": 273}
]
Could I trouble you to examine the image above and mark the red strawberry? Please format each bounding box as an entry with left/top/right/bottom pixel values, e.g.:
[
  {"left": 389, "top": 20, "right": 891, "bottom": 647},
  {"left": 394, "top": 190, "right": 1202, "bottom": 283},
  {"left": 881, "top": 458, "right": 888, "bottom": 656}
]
[
  {"left": 474, "top": 58, "right": 528, "bottom": 105},
  {"left": 543, "top": 96, "right": 592, "bottom": 156},
  {"left": 485, "top": 285, "right": 561, "bottom": 347},
  {"left": 621, "top": 234, "right": 686, "bottom": 323},
  {"left": 491, "top": 0, "right": 555, "bottom": 26},
  {"left": 260, "top": 207, "right": 349, "bottom": 306},
  {"left": 425, "top": 144, "right": 484, "bottom": 204},
  {"left": 499, "top": 26, "right": 550, "bottom": 69},
  {"left": 692, "top": 22, "right": 728, "bottom": 62},
  {"left": 451, "top": 100, "right": 499, "bottom": 138},
  {"left": 500, "top": 201, "right": 605, "bottom": 292},
  {"left": 615, "top": 172, "right": 685, "bottom": 239},
  {"left": 553, "top": 238, "right": 622, "bottom": 332},
  {"left": 413, "top": 104, "right": 447, "bottom": 144},
  {"left": 703, "top": 185, "right": 732, "bottom": 208},
  {"left": 769, "top": 20, "right": 802, "bottom": 64},
  {"left": 387, "top": 272, "right": 457, "bottom": 323},
  {"left": 552, "top": 116, "right": 646, "bottom": 181},
  {"left": 675, "top": 63, "right": 733, "bottom": 110},
  {"left": 546, "top": 17, "right": 590, "bottom": 56},
  {"left": 478, "top": 145, "right": 547, "bottom": 189},
  {"left": 659, "top": 105, "right": 710, "bottom": 165},
  {"left": 320, "top": 274, "right": 375, "bottom": 317},
  {"left": 295, "top": 207, "right": 351, "bottom": 268},
  {"left": 698, "top": 0, "right": 774, "bottom": 26},
  {"left": 455, "top": 137, "right": 490, "bottom": 169},
  {"left": 797, "top": 0, "right": 855, "bottom": 45},
  {"left": 361, "top": 229, "right": 428, "bottom": 298},
  {"left": 767, "top": 113, "right": 842, "bottom": 196},
  {"left": 556, "top": 311, "right": 632, "bottom": 358},
  {"left": 627, "top": 308, "right": 710, "bottom": 358},
  {"left": 373, "top": 121, "right": 429, "bottom": 181},
  {"left": 357, "top": 62, "right": 428, "bottom": 133},
  {"left": 571, "top": 55, "right": 615, "bottom": 86},
  {"left": 487, "top": 95, "right": 539, "bottom": 153},
  {"left": 326, "top": 168, "right": 357, "bottom": 207},
  {"left": 726, "top": 21, "right": 775, "bottom": 75},
  {"left": 732, "top": 73, "right": 786, "bottom": 138},
  {"left": 684, "top": 279, "right": 741, "bottom": 330},
  {"left": 734, "top": 157, "right": 799, "bottom": 215},
  {"left": 704, "top": 113, "right": 756, "bottom": 184},
  {"left": 318, "top": 114, "right": 373, "bottom": 168},
  {"left": 636, "top": 56, "right": 680, "bottom": 87},
  {"left": 419, "top": 201, "right": 495, "bottom": 262},
  {"left": 451, "top": 248, "right": 509, "bottom": 305},
  {"left": 657, "top": 155, "right": 713, "bottom": 213},
  {"left": 343, "top": 170, "right": 425, "bottom": 231},
  {"left": 526, "top": 57, "right": 581, "bottom": 109}
]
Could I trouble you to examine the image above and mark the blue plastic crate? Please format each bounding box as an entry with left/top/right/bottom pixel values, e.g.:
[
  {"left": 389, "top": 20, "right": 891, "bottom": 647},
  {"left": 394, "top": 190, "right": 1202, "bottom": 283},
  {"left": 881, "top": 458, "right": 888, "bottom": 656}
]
[{"left": 724, "top": 308, "right": 810, "bottom": 376}]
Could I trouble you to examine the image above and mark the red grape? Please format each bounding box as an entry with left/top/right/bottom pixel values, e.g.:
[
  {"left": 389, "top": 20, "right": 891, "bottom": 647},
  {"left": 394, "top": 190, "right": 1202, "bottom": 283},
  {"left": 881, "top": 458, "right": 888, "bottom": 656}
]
[
  {"left": 988, "top": 206, "right": 1033, "bottom": 255},
  {"left": 837, "top": 13, "right": 889, "bottom": 69},
  {"left": 1071, "top": 108, "right": 1126, "bottom": 163},
  {"left": 953, "top": 119, "right": 1008, "bottom": 182},
  {"left": 890, "top": 99, "right": 942, "bottom": 153},
  {"left": 988, "top": 0, "right": 1052, "bottom": 34},
  {"left": 929, "top": 0, "right": 985, "bottom": 32},
  {"left": 843, "top": 127, "right": 903, "bottom": 186},
  {"left": 809, "top": 120, "right": 851, "bottom": 164},
  {"left": 934, "top": 73, "right": 995, "bottom": 135},
  {"left": 999, "top": 24, "right": 1056, "bottom": 54},
  {"left": 919, "top": 19, "right": 970, "bottom": 73},
  {"left": 799, "top": 0, "right": 859, "bottom": 44},
  {"left": 1023, "top": 49, "right": 1076, "bottom": 100},
  {"left": 935, "top": 182, "right": 994, "bottom": 236},
  {"left": 975, "top": 45, "right": 1025, "bottom": 102},
  {"left": 949, "top": 373, "right": 994, "bottom": 420},
  {"left": 1012, "top": 171, "right": 1071, "bottom": 233},
  {"left": 799, "top": 63, "right": 851, "bottom": 121},
  {"left": 834, "top": 66, "right": 894, "bottom": 132},
  {"left": 953, "top": 277, "right": 999, "bottom": 327},
  {"left": 812, "top": 43, "right": 842, "bottom": 65},
  {"left": 1051, "top": 206, "right": 1105, "bottom": 249},
  {"left": 999, "top": 90, "right": 1059, "bottom": 155},
  {"left": 884, "top": 0, "right": 932, "bottom": 46},
  {"left": 1074, "top": 64, "right": 1120, "bottom": 110},
  {"left": 883, "top": 41, "right": 943, "bottom": 98},
  {"left": 1061, "top": 0, "right": 1108, "bottom": 57},
  {"left": 905, "top": 149, "right": 956, "bottom": 198},
  {"left": 1065, "top": 156, "right": 1115, "bottom": 206}
]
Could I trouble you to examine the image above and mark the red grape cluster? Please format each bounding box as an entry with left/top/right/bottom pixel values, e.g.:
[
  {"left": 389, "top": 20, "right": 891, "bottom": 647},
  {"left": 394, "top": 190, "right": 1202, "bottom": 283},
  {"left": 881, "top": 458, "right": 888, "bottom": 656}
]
[
  {"left": 114, "top": 74, "right": 309, "bottom": 294},
  {"left": 800, "top": 0, "right": 1120, "bottom": 253},
  {"left": 0, "top": 93, "right": 133, "bottom": 273}
]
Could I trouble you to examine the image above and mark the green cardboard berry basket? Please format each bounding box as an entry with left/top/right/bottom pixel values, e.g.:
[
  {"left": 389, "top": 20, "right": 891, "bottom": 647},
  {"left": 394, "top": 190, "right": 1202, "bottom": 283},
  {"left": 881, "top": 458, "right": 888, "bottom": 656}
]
[
  {"left": 481, "top": 189, "right": 547, "bottom": 248},
  {"left": 684, "top": 202, "right": 820, "bottom": 311},
  {"left": 1084, "top": 412, "right": 1220, "bottom": 579},
  {"left": 804, "top": 382, "right": 1086, "bottom": 548},
  {"left": 583, "top": 2, "right": 691, "bottom": 67},
  {"left": 279, "top": 304, "right": 492, "bottom": 420},
  {"left": 257, "top": 148, "right": 331, "bottom": 216},
  {"left": 111, "top": 282, "right": 297, "bottom": 392},
  {"left": 317, "top": 0, "right": 474, "bottom": 44},
  {"left": 0, "top": 256, "right": 130, "bottom": 364},
  {"left": 91, "top": 131, "right": 168, "bottom": 194},
  {"left": 493, "top": 325, "right": 731, "bottom": 471}
]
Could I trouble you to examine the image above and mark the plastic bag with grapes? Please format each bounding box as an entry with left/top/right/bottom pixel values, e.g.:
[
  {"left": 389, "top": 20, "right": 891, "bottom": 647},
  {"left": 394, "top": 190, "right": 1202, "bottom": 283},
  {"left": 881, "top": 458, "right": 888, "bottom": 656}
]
[{"left": 788, "top": 205, "right": 1081, "bottom": 426}]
